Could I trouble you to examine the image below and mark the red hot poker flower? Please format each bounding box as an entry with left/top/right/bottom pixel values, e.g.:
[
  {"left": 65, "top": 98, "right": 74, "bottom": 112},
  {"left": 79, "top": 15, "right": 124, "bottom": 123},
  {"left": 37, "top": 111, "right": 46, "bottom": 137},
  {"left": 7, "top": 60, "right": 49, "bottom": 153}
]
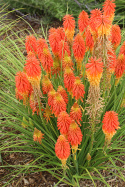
[
  {"left": 78, "top": 10, "right": 89, "bottom": 36},
  {"left": 64, "top": 67, "right": 75, "bottom": 93},
  {"left": 103, "top": 0, "right": 116, "bottom": 22},
  {"left": 52, "top": 92, "right": 66, "bottom": 117},
  {"left": 33, "top": 127, "right": 44, "bottom": 144},
  {"left": 25, "top": 35, "right": 37, "bottom": 54},
  {"left": 120, "top": 41, "right": 125, "bottom": 56},
  {"left": 73, "top": 33, "right": 86, "bottom": 70},
  {"left": 37, "top": 38, "right": 48, "bottom": 59},
  {"left": 102, "top": 111, "right": 120, "bottom": 144},
  {"left": 86, "top": 57, "right": 103, "bottom": 86},
  {"left": 70, "top": 102, "right": 82, "bottom": 126},
  {"left": 49, "top": 28, "right": 60, "bottom": 56},
  {"left": 58, "top": 40, "right": 70, "bottom": 60},
  {"left": 40, "top": 47, "right": 53, "bottom": 74},
  {"left": 85, "top": 27, "right": 94, "bottom": 53},
  {"left": 63, "top": 14, "right": 75, "bottom": 44},
  {"left": 55, "top": 135, "right": 70, "bottom": 168},
  {"left": 68, "top": 120, "right": 83, "bottom": 154},
  {"left": 15, "top": 71, "right": 32, "bottom": 104},
  {"left": 42, "top": 75, "right": 53, "bottom": 94},
  {"left": 48, "top": 89, "right": 56, "bottom": 111},
  {"left": 57, "top": 86, "right": 68, "bottom": 104},
  {"left": 115, "top": 54, "right": 125, "bottom": 79},
  {"left": 111, "top": 24, "right": 121, "bottom": 50},
  {"left": 57, "top": 111, "right": 72, "bottom": 135},
  {"left": 72, "top": 77, "right": 85, "bottom": 101}
]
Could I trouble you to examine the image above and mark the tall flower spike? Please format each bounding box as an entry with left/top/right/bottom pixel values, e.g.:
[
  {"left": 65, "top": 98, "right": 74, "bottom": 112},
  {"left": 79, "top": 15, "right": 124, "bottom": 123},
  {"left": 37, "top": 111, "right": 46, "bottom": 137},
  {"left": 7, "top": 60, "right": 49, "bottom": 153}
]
[
  {"left": 42, "top": 75, "right": 53, "bottom": 94},
  {"left": 78, "top": 10, "right": 89, "bottom": 37},
  {"left": 57, "top": 86, "right": 68, "bottom": 104},
  {"left": 24, "top": 54, "right": 41, "bottom": 91},
  {"left": 111, "top": 24, "right": 121, "bottom": 50},
  {"left": 72, "top": 77, "right": 85, "bottom": 102},
  {"left": 25, "top": 35, "right": 37, "bottom": 54},
  {"left": 86, "top": 57, "right": 103, "bottom": 87},
  {"left": 63, "top": 14, "right": 75, "bottom": 45},
  {"left": 52, "top": 92, "right": 66, "bottom": 117},
  {"left": 68, "top": 120, "right": 83, "bottom": 155},
  {"left": 64, "top": 67, "right": 75, "bottom": 93},
  {"left": 85, "top": 27, "right": 94, "bottom": 53},
  {"left": 89, "top": 9, "right": 102, "bottom": 40},
  {"left": 58, "top": 40, "right": 71, "bottom": 60},
  {"left": 120, "top": 41, "right": 125, "bottom": 56},
  {"left": 48, "top": 89, "right": 56, "bottom": 111},
  {"left": 37, "top": 38, "right": 48, "bottom": 59},
  {"left": 55, "top": 135, "right": 70, "bottom": 168},
  {"left": 33, "top": 127, "right": 44, "bottom": 144},
  {"left": 102, "top": 111, "right": 120, "bottom": 145},
  {"left": 57, "top": 111, "right": 72, "bottom": 135},
  {"left": 107, "top": 49, "right": 116, "bottom": 73},
  {"left": 97, "top": 15, "right": 112, "bottom": 37},
  {"left": 70, "top": 102, "right": 82, "bottom": 126},
  {"left": 73, "top": 34, "right": 86, "bottom": 70},
  {"left": 15, "top": 71, "right": 32, "bottom": 105},
  {"left": 49, "top": 28, "right": 60, "bottom": 56},
  {"left": 40, "top": 47, "right": 53, "bottom": 74},
  {"left": 115, "top": 54, "right": 125, "bottom": 80},
  {"left": 62, "top": 55, "right": 73, "bottom": 69},
  {"left": 103, "top": 0, "right": 116, "bottom": 22}
]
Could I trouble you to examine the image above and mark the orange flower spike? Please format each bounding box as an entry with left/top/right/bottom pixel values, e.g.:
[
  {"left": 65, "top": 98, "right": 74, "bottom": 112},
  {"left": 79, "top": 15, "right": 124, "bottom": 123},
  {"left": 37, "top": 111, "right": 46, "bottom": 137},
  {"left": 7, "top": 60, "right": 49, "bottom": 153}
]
[
  {"left": 42, "top": 75, "right": 53, "bottom": 94},
  {"left": 111, "top": 25, "right": 121, "bottom": 50},
  {"left": 57, "top": 27, "right": 66, "bottom": 41},
  {"left": 37, "top": 38, "right": 48, "bottom": 59},
  {"left": 89, "top": 9, "right": 102, "bottom": 39},
  {"left": 78, "top": 10, "right": 89, "bottom": 37},
  {"left": 25, "top": 35, "right": 37, "bottom": 54},
  {"left": 64, "top": 67, "right": 75, "bottom": 93},
  {"left": 52, "top": 92, "right": 66, "bottom": 117},
  {"left": 102, "top": 111, "right": 120, "bottom": 144},
  {"left": 24, "top": 55, "right": 41, "bottom": 88},
  {"left": 55, "top": 135, "right": 70, "bottom": 168},
  {"left": 43, "top": 104, "right": 53, "bottom": 122},
  {"left": 97, "top": 15, "right": 112, "bottom": 37},
  {"left": 57, "top": 86, "right": 68, "bottom": 104},
  {"left": 15, "top": 71, "right": 32, "bottom": 104},
  {"left": 68, "top": 120, "right": 83, "bottom": 154},
  {"left": 58, "top": 40, "right": 71, "bottom": 60},
  {"left": 86, "top": 57, "right": 103, "bottom": 86},
  {"left": 57, "top": 111, "right": 72, "bottom": 135},
  {"left": 40, "top": 47, "right": 53, "bottom": 74},
  {"left": 120, "top": 41, "right": 125, "bottom": 56},
  {"left": 72, "top": 77, "right": 85, "bottom": 102},
  {"left": 49, "top": 28, "right": 60, "bottom": 56},
  {"left": 63, "top": 14, "right": 75, "bottom": 44},
  {"left": 107, "top": 50, "right": 116, "bottom": 73},
  {"left": 62, "top": 55, "right": 74, "bottom": 69},
  {"left": 52, "top": 56, "right": 61, "bottom": 75},
  {"left": 85, "top": 28, "right": 94, "bottom": 53},
  {"left": 70, "top": 102, "right": 82, "bottom": 126},
  {"left": 115, "top": 54, "right": 125, "bottom": 79},
  {"left": 33, "top": 127, "right": 44, "bottom": 144},
  {"left": 48, "top": 89, "right": 56, "bottom": 111},
  {"left": 73, "top": 34, "right": 86, "bottom": 70},
  {"left": 103, "top": 0, "right": 116, "bottom": 22}
]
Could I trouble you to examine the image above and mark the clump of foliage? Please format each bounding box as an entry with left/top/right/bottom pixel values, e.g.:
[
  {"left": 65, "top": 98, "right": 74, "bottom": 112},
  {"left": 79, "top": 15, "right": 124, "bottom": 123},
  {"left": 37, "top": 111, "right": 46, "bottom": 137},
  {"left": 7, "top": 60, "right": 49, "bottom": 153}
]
[{"left": 0, "top": 0, "right": 125, "bottom": 186}]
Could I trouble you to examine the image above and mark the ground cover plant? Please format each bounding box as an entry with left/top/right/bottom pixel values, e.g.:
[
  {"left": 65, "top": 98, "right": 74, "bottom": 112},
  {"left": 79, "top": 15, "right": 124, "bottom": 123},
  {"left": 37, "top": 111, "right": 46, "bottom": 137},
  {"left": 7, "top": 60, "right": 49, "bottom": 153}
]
[{"left": 0, "top": 0, "right": 125, "bottom": 186}]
